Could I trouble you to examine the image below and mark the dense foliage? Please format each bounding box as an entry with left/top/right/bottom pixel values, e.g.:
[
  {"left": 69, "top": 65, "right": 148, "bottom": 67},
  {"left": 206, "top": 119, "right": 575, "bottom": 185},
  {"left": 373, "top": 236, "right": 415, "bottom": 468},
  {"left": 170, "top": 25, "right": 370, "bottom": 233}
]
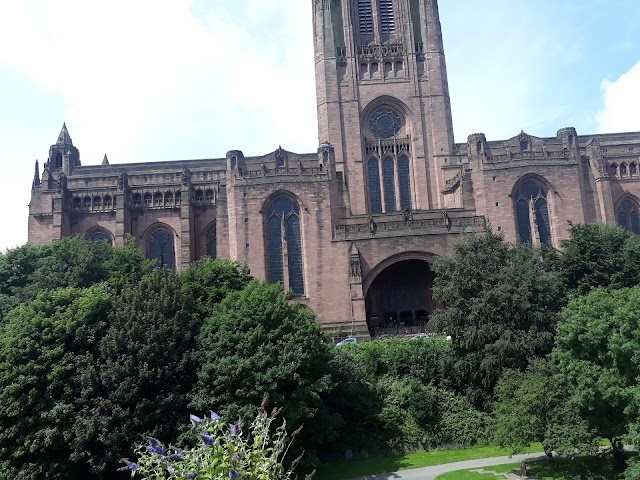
[
  {"left": 2, "top": 224, "right": 640, "bottom": 478},
  {"left": 555, "top": 222, "right": 640, "bottom": 295},
  {"left": 191, "top": 280, "right": 336, "bottom": 464},
  {"left": 429, "top": 231, "right": 564, "bottom": 409}
]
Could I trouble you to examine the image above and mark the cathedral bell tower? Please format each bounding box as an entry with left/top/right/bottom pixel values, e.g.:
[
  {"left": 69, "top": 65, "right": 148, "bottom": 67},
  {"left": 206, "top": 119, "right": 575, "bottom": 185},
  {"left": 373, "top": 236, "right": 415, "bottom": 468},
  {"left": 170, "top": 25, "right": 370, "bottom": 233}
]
[{"left": 313, "top": 0, "right": 455, "bottom": 214}]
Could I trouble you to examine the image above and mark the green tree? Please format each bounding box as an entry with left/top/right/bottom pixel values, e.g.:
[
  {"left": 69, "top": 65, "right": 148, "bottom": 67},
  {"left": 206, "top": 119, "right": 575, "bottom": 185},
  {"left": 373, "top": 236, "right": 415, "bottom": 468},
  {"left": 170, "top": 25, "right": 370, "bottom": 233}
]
[
  {"left": 0, "top": 236, "right": 147, "bottom": 318},
  {"left": 190, "top": 280, "right": 336, "bottom": 463},
  {"left": 492, "top": 358, "right": 590, "bottom": 458},
  {"left": 552, "top": 286, "right": 640, "bottom": 449},
  {"left": 555, "top": 222, "right": 640, "bottom": 296},
  {"left": 429, "top": 231, "right": 563, "bottom": 409},
  {"left": 0, "top": 287, "right": 112, "bottom": 480},
  {"left": 179, "top": 257, "right": 251, "bottom": 318},
  {"left": 77, "top": 269, "right": 201, "bottom": 478}
]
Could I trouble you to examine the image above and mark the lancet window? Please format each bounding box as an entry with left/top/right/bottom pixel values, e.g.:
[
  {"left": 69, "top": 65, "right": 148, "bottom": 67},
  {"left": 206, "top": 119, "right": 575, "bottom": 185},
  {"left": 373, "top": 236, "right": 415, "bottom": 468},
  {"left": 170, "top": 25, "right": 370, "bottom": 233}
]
[
  {"left": 266, "top": 196, "right": 305, "bottom": 296},
  {"left": 514, "top": 179, "right": 552, "bottom": 246},
  {"left": 617, "top": 200, "right": 640, "bottom": 234},
  {"left": 148, "top": 227, "right": 175, "bottom": 269}
]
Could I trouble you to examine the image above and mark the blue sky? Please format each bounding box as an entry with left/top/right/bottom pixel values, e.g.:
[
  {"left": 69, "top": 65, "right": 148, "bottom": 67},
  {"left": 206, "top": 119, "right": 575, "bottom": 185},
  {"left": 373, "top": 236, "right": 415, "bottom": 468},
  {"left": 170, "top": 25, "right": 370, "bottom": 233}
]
[{"left": 1, "top": 0, "right": 639, "bottom": 251}]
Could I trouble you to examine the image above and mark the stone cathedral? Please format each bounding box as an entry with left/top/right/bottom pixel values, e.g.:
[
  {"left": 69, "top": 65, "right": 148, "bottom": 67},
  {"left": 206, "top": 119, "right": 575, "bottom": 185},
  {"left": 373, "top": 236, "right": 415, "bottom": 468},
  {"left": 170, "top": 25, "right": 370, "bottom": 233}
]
[{"left": 28, "top": 0, "right": 640, "bottom": 338}]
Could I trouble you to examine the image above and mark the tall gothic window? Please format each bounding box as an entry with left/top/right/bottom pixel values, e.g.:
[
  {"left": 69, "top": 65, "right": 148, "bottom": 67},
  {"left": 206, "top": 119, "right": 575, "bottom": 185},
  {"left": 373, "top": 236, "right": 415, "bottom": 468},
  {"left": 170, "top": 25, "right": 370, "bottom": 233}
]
[
  {"left": 515, "top": 180, "right": 552, "bottom": 246},
  {"left": 618, "top": 200, "right": 640, "bottom": 234},
  {"left": 358, "top": 0, "right": 373, "bottom": 34},
  {"left": 398, "top": 155, "right": 412, "bottom": 209},
  {"left": 149, "top": 227, "right": 175, "bottom": 269},
  {"left": 266, "top": 196, "right": 305, "bottom": 296},
  {"left": 379, "top": 0, "right": 395, "bottom": 33},
  {"left": 383, "top": 157, "right": 396, "bottom": 211},
  {"left": 368, "top": 158, "right": 383, "bottom": 214}
]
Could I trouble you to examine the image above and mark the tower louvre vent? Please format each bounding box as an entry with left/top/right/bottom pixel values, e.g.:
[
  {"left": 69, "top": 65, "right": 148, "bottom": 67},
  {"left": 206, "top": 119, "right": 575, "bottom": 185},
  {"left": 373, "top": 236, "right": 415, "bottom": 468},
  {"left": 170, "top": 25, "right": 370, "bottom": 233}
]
[
  {"left": 358, "top": 0, "right": 373, "bottom": 34},
  {"left": 380, "top": 0, "right": 395, "bottom": 33}
]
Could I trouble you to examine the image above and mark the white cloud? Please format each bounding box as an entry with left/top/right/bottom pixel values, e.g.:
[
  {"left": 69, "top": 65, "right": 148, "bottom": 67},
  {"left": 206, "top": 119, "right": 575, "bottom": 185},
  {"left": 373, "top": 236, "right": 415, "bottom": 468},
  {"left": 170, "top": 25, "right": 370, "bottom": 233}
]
[{"left": 597, "top": 62, "right": 640, "bottom": 133}]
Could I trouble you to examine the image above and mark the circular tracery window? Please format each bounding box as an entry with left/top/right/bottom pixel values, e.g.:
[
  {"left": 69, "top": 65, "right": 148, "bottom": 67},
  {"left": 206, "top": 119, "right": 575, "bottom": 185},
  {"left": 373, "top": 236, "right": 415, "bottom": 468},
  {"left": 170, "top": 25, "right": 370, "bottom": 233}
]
[{"left": 369, "top": 108, "right": 402, "bottom": 139}]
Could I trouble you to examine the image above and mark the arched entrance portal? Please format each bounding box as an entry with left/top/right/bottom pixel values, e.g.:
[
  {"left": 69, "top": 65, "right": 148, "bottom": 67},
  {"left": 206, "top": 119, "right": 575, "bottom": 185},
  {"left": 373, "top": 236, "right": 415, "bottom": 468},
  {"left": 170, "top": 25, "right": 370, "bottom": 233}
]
[{"left": 365, "top": 259, "right": 437, "bottom": 337}]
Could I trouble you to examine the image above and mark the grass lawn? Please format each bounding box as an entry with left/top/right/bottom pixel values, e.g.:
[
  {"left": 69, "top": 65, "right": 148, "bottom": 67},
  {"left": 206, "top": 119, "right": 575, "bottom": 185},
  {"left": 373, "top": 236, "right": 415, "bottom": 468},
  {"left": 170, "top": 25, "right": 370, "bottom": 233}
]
[
  {"left": 434, "top": 452, "right": 634, "bottom": 480},
  {"left": 435, "top": 463, "right": 520, "bottom": 479},
  {"left": 314, "top": 444, "right": 543, "bottom": 480}
]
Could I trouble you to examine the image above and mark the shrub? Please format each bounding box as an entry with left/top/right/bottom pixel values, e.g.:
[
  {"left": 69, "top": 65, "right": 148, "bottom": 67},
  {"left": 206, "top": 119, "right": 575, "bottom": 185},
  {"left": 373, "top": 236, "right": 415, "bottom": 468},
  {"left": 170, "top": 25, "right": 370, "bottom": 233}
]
[{"left": 124, "top": 395, "right": 313, "bottom": 480}]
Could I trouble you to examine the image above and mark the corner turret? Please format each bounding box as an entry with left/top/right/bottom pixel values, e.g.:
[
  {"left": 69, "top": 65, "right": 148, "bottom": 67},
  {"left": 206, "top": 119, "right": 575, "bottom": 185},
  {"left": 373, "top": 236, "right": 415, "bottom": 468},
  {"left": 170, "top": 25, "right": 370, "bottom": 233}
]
[{"left": 48, "top": 123, "right": 81, "bottom": 174}]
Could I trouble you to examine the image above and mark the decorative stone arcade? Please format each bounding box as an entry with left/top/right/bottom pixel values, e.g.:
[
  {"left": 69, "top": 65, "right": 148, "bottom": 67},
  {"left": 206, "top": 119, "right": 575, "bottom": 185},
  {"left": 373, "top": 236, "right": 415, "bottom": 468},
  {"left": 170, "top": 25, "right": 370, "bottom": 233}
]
[{"left": 364, "top": 258, "right": 438, "bottom": 337}]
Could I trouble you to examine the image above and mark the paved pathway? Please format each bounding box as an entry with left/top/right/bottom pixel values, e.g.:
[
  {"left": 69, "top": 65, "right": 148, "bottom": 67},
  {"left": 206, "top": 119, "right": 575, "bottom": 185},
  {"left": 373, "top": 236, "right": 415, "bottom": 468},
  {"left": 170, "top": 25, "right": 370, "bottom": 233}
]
[{"left": 350, "top": 452, "right": 546, "bottom": 480}]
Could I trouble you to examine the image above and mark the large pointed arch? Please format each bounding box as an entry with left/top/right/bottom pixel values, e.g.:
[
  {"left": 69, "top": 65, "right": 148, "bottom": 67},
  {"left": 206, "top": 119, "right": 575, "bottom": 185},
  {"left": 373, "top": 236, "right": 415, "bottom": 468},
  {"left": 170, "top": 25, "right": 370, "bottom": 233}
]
[
  {"left": 263, "top": 191, "right": 305, "bottom": 296},
  {"left": 512, "top": 174, "right": 555, "bottom": 247}
]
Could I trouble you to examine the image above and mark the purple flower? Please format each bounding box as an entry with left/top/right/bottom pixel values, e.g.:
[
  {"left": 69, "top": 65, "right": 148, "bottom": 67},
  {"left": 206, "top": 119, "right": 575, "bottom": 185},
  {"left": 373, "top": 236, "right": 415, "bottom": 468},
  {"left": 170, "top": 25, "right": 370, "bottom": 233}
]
[
  {"left": 169, "top": 453, "right": 184, "bottom": 461},
  {"left": 229, "top": 468, "right": 239, "bottom": 480},
  {"left": 230, "top": 424, "right": 239, "bottom": 435},
  {"left": 201, "top": 432, "right": 215, "bottom": 446},
  {"left": 127, "top": 461, "right": 139, "bottom": 471},
  {"left": 147, "top": 438, "right": 166, "bottom": 455},
  {"left": 186, "top": 473, "right": 197, "bottom": 479},
  {"left": 210, "top": 410, "right": 220, "bottom": 422},
  {"left": 190, "top": 414, "right": 203, "bottom": 426}
]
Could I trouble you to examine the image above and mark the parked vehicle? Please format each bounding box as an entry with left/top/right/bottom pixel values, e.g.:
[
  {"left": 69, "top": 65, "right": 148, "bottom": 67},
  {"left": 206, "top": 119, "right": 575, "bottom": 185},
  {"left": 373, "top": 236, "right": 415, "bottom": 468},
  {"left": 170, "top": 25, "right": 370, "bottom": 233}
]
[{"left": 336, "top": 337, "right": 357, "bottom": 346}]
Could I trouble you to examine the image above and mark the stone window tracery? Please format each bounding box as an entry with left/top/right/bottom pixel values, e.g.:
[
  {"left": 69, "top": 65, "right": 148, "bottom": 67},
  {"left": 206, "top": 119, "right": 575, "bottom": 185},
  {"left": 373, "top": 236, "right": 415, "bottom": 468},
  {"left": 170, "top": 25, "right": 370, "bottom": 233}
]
[
  {"left": 265, "top": 196, "right": 305, "bottom": 296},
  {"left": 165, "top": 192, "right": 174, "bottom": 206},
  {"left": 93, "top": 196, "right": 102, "bottom": 209},
  {"left": 154, "top": 192, "right": 163, "bottom": 206},
  {"left": 617, "top": 200, "right": 640, "bottom": 234},
  {"left": 103, "top": 196, "right": 112, "bottom": 208},
  {"left": 143, "top": 193, "right": 152, "bottom": 206},
  {"left": 370, "top": 107, "right": 402, "bottom": 139},
  {"left": 514, "top": 179, "right": 552, "bottom": 246},
  {"left": 148, "top": 227, "right": 175, "bottom": 269}
]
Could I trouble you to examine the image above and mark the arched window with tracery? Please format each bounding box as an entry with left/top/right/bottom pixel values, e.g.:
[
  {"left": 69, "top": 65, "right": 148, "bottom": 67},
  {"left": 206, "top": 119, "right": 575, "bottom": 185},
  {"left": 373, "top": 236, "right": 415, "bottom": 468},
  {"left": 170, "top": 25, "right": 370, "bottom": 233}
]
[
  {"left": 148, "top": 227, "right": 175, "bottom": 269},
  {"left": 617, "top": 199, "right": 640, "bottom": 234},
  {"left": 265, "top": 196, "right": 305, "bottom": 296},
  {"left": 514, "top": 179, "right": 552, "bottom": 246},
  {"left": 368, "top": 158, "right": 383, "bottom": 214},
  {"left": 93, "top": 196, "right": 102, "bottom": 210},
  {"left": 365, "top": 105, "right": 412, "bottom": 214}
]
